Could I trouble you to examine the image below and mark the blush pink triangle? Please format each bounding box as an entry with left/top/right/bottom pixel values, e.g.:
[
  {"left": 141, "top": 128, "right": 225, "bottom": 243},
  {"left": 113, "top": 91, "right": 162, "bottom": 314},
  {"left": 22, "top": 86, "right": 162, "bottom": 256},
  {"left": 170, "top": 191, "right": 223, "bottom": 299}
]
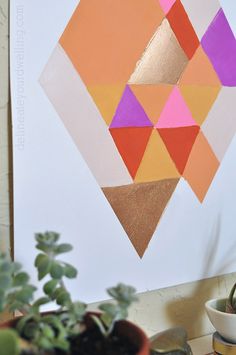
[
  {"left": 159, "top": 0, "right": 176, "bottom": 14},
  {"left": 155, "top": 87, "right": 197, "bottom": 129}
]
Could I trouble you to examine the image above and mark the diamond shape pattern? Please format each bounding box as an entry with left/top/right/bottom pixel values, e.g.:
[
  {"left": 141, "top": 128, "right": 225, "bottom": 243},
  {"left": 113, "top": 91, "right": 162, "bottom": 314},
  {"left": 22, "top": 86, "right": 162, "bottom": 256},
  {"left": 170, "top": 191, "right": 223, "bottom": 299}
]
[{"left": 40, "top": 0, "right": 236, "bottom": 257}]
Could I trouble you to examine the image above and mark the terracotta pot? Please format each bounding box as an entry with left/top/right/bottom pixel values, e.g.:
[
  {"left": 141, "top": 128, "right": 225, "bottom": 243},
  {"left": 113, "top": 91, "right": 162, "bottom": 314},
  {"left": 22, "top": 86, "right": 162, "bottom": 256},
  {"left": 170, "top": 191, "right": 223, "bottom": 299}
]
[
  {"left": 104, "top": 319, "right": 149, "bottom": 355},
  {"left": 0, "top": 313, "right": 150, "bottom": 355}
]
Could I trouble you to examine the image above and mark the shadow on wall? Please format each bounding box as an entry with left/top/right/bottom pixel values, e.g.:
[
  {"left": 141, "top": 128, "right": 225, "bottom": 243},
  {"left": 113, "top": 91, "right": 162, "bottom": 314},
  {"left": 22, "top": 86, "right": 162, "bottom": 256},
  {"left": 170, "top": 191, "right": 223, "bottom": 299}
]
[{"left": 165, "top": 217, "right": 236, "bottom": 338}]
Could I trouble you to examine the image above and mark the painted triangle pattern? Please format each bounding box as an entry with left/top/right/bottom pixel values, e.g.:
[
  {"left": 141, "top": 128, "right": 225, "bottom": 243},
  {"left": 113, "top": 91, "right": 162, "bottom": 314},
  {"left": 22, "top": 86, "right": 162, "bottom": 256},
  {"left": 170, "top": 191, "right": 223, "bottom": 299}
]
[
  {"left": 110, "top": 85, "right": 153, "bottom": 128},
  {"left": 155, "top": 87, "right": 198, "bottom": 128},
  {"left": 41, "top": 0, "right": 236, "bottom": 258}
]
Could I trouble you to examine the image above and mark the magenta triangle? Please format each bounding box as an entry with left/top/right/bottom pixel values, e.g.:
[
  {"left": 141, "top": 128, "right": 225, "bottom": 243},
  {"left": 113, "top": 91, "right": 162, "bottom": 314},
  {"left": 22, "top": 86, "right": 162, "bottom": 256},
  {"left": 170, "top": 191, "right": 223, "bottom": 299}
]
[{"left": 110, "top": 85, "right": 153, "bottom": 128}]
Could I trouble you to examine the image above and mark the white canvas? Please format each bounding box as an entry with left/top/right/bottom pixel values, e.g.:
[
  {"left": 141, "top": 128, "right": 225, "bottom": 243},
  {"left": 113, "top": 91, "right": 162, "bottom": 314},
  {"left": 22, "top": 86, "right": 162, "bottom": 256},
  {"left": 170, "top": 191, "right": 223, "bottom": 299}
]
[{"left": 11, "top": 0, "right": 236, "bottom": 303}]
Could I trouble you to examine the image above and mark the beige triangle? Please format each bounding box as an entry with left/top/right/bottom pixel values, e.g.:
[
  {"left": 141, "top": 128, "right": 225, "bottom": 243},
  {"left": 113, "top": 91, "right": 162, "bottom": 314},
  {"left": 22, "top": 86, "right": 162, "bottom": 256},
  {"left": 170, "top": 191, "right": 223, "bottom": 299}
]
[
  {"left": 102, "top": 179, "right": 179, "bottom": 258},
  {"left": 87, "top": 84, "right": 125, "bottom": 126},
  {"left": 135, "top": 130, "right": 180, "bottom": 183}
]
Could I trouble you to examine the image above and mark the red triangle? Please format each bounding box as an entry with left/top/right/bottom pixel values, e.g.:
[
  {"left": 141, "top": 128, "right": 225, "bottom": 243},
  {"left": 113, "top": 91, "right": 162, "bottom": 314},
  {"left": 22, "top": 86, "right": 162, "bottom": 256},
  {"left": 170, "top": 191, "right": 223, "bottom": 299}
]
[
  {"left": 157, "top": 126, "right": 200, "bottom": 174},
  {"left": 109, "top": 127, "right": 153, "bottom": 178}
]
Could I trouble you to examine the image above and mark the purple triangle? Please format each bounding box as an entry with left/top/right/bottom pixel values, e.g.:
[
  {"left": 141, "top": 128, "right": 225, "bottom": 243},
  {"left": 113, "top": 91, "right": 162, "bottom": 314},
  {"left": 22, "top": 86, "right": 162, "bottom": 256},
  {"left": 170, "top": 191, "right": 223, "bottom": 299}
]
[{"left": 110, "top": 85, "right": 153, "bottom": 128}]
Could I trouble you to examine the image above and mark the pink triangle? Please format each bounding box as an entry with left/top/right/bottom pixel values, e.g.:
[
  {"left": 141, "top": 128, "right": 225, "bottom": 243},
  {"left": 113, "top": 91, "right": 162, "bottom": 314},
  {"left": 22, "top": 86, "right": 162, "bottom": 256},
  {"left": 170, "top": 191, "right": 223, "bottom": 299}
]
[
  {"left": 155, "top": 87, "right": 197, "bottom": 129},
  {"left": 159, "top": 0, "right": 176, "bottom": 14}
]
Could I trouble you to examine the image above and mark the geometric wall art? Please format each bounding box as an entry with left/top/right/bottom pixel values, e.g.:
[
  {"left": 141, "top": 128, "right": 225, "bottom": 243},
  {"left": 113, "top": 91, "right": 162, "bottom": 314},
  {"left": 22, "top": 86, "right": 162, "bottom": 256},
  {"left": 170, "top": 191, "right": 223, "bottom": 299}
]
[{"left": 40, "top": 0, "right": 236, "bottom": 258}]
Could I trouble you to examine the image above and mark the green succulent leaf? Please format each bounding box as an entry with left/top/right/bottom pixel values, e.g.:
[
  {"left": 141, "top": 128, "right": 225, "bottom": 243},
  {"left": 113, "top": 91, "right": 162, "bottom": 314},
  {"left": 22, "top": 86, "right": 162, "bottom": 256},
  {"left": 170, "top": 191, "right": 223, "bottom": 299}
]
[
  {"left": 64, "top": 264, "right": 77, "bottom": 279},
  {"left": 42, "top": 325, "right": 55, "bottom": 339},
  {"left": 43, "top": 279, "right": 58, "bottom": 295},
  {"left": 55, "top": 244, "right": 73, "bottom": 255},
  {"left": 56, "top": 291, "right": 71, "bottom": 306},
  {"left": 13, "top": 272, "right": 30, "bottom": 286},
  {"left": 23, "top": 322, "right": 38, "bottom": 339},
  {"left": 35, "top": 243, "right": 55, "bottom": 254},
  {"left": 36, "top": 255, "right": 52, "bottom": 281},
  {"left": 8, "top": 301, "right": 24, "bottom": 313},
  {"left": 0, "top": 273, "right": 12, "bottom": 289},
  {"left": 16, "top": 314, "right": 35, "bottom": 334},
  {"left": 0, "top": 261, "right": 12, "bottom": 272},
  {"left": 50, "top": 262, "right": 64, "bottom": 279},
  {"left": 12, "top": 262, "right": 22, "bottom": 273},
  {"left": 15, "top": 285, "right": 36, "bottom": 303},
  {"left": 0, "top": 329, "right": 20, "bottom": 355},
  {"left": 51, "top": 338, "right": 69, "bottom": 351},
  {"left": 99, "top": 303, "right": 118, "bottom": 318},
  {"left": 37, "top": 336, "right": 52, "bottom": 350},
  {"left": 33, "top": 297, "right": 51, "bottom": 308}
]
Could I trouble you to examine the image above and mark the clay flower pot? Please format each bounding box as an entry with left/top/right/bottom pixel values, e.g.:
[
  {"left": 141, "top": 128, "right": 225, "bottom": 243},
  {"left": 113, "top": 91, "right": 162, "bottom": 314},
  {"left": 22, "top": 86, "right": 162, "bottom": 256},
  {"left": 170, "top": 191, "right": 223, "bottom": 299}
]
[{"left": 0, "top": 313, "right": 150, "bottom": 355}]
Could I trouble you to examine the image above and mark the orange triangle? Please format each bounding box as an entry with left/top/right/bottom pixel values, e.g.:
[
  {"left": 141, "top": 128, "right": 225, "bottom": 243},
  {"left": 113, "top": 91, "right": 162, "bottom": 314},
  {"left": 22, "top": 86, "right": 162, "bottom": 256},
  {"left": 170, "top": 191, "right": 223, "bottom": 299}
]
[
  {"left": 179, "top": 85, "right": 221, "bottom": 126},
  {"left": 179, "top": 46, "right": 221, "bottom": 86},
  {"left": 102, "top": 179, "right": 179, "bottom": 257},
  {"left": 129, "top": 84, "right": 173, "bottom": 125},
  {"left": 135, "top": 130, "right": 180, "bottom": 182},
  {"left": 158, "top": 126, "right": 200, "bottom": 174},
  {"left": 87, "top": 85, "right": 125, "bottom": 126},
  {"left": 109, "top": 127, "right": 153, "bottom": 179}
]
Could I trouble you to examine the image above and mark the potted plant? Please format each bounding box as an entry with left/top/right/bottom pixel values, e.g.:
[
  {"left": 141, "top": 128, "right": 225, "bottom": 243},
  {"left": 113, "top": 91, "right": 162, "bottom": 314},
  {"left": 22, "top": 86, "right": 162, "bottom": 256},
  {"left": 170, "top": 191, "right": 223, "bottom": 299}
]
[
  {"left": 0, "top": 232, "right": 150, "bottom": 354},
  {"left": 205, "top": 282, "right": 236, "bottom": 343}
]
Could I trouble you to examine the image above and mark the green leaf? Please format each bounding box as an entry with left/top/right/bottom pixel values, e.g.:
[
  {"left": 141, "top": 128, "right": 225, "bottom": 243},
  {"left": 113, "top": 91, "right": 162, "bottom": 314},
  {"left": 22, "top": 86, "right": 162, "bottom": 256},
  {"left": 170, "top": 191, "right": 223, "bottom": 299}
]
[
  {"left": 64, "top": 264, "right": 77, "bottom": 279},
  {"left": 51, "top": 287, "right": 64, "bottom": 300},
  {"left": 0, "top": 273, "right": 12, "bottom": 289},
  {"left": 107, "top": 283, "right": 138, "bottom": 304},
  {"left": 13, "top": 272, "right": 29, "bottom": 286},
  {"left": 34, "top": 253, "right": 45, "bottom": 267},
  {"left": 36, "top": 255, "right": 52, "bottom": 281},
  {"left": 100, "top": 312, "right": 113, "bottom": 328},
  {"left": 42, "top": 315, "right": 67, "bottom": 339},
  {"left": 0, "top": 329, "right": 20, "bottom": 355},
  {"left": 55, "top": 244, "right": 73, "bottom": 255},
  {"left": 0, "top": 261, "right": 12, "bottom": 272},
  {"left": 72, "top": 301, "right": 87, "bottom": 319},
  {"left": 35, "top": 232, "right": 60, "bottom": 245},
  {"left": 12, "top": 262, "right": 22, "bottom": 273},
  {"left": 36, "top": 243, "right": 55, "bottom": 254},
  {"left": 0, "top": 295, "right": 6, "bottom": 313},
  {"left": 50, "top": 262, "right": 63, "bottom": 279},
  {"left": 22, "top": 322, "right": 38, "bottom": 339},
  {"left": 16, "top": 314, "right": 35, "bottom": 334},
  {"left": 99, "top": 303, "right": 118, "bottom": 317},
  {"left": 91, "top": 315, "right": 107, "bottom": 336},
  {"left": 51, "top": 338, "right": 69, "bottom": 351},
  {"left": 15, "top": 285, "right": 36, "bottom": 303},
  {"left": 9, "top": 301, "right": 24, "bottom": 313},
  {"left": 33, "top": 297, "right": 50, "bottom": 308},
  {"left": 43, "top": 279, "right": 58, "bottom": 295},
  {"left": 42, "top": 325, "right": 54, "bottom": 339},
  {"left": 37, "top": 336, "right": 52, "bottom": 350},
  {"left": 56, "top": 291, "right": 71, "bottom": 306}
]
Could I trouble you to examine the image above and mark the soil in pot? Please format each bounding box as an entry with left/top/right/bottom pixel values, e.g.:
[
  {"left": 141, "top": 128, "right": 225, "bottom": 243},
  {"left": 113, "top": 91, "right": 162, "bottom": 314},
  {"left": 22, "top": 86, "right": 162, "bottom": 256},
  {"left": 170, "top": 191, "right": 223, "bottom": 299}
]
[{"left": 67, "top": 326, "right": 139, "bottom": 355}]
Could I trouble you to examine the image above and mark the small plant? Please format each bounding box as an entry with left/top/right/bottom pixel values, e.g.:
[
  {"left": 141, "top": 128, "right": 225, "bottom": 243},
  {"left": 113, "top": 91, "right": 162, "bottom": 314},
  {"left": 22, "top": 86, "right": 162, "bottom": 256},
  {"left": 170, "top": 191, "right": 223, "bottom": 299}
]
[
  {"left": 0, "top": 232, "right": 138, "bottom": 354},
  {"left": 226, "top": 282, "right": 236, "bottom": 313}
]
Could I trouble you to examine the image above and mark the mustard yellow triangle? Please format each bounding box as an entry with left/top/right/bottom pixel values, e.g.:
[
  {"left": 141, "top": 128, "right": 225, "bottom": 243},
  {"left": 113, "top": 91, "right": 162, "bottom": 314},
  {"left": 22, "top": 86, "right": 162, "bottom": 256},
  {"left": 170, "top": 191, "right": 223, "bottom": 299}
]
[
  {"left": 179, "top": 85, "right": 221, "bottom": 126},
  {"left": 135, "top": 130, "right": 180, "bottom": 183},
  {"left": 87, "top": 84, "right": 125, "bottom": 126}
]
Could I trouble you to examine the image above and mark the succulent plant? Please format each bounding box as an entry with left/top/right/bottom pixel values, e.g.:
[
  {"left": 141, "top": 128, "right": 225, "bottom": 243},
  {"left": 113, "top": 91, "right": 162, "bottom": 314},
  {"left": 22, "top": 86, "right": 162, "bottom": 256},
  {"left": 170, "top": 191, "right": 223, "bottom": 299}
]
[
  {"left": 226, "top": 282, "right": 236, "bottom": 313},
  {"left": 0, "top": 232, "right": 138, "bottom": 354}
]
